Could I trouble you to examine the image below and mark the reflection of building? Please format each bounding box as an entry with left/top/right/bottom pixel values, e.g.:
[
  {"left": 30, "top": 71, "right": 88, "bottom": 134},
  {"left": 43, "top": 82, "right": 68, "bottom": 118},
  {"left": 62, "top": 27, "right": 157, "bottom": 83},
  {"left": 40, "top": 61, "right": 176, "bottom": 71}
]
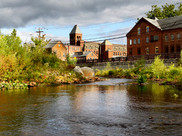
[
  {"left": 127, "top": 16, "right": 182, "bottom": 59},
  {"left": 47, "top": 25, "right": 127, "bottom": 61}
]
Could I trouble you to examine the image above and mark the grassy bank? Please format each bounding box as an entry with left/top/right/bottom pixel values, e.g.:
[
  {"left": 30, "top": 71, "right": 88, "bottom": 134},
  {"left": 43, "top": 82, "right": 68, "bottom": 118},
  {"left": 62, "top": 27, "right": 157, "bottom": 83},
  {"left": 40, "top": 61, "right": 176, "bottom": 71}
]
[
  {"left": 96, "top": 55, "right": 182, "bottom": 90},
  {"left": 0, "top": 29, "right": 91, "bottom": 90}
]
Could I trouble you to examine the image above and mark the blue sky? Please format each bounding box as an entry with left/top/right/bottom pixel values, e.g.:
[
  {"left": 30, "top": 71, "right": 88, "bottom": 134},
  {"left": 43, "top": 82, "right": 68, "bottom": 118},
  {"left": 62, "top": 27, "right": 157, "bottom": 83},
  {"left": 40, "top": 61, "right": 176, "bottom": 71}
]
[{"left": 1, "top": 0, "right": 181, "bottom": 44}]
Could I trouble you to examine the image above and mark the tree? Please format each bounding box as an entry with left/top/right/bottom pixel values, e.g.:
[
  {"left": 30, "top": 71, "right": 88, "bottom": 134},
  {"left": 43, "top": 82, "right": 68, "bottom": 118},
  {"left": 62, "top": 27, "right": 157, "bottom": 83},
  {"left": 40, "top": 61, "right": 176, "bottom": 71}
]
[{"left": 146, "top": 3, "right": 182, "bottom": 19}]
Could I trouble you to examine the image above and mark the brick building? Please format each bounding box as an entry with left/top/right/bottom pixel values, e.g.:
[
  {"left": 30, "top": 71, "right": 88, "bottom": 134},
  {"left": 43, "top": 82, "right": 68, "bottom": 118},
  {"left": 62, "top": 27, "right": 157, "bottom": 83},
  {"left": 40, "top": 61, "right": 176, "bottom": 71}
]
[
  {"left": 68, "top": 25, "right": 127, "bottom": 61},
  {"left": 46, "top": 25, "right": 127, "bottom": 61},
  {"left": 127, "top": 15, "right": 182, "bottom": 59},
  {"left": 45, "top": 41, "right": 67, "bottom": 61}
]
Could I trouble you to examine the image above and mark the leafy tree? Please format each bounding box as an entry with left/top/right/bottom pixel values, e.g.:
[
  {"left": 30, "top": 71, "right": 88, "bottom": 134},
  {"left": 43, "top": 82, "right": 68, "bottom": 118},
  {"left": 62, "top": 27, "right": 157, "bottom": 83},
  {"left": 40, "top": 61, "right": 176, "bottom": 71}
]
[{"left": 146, "top": 3, "right": 182, "bottom": 19}]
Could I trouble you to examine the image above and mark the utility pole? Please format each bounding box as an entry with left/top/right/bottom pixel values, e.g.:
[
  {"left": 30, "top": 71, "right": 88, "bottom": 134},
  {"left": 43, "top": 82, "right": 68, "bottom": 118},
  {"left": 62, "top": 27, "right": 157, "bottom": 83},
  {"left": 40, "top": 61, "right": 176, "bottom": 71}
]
[{"left": 36, "top": 27, "right": 44, "bottom": 39}]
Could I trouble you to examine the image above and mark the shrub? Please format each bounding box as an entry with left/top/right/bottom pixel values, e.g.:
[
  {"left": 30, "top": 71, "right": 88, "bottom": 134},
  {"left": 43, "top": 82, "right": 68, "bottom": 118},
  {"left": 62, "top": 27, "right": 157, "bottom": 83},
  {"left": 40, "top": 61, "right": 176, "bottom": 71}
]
[
  {"left": 150, "top": 56, "right": 166, "bottom": 79},
  {"left": 137, "top": 74, "right": 147, "bottom": 84}
]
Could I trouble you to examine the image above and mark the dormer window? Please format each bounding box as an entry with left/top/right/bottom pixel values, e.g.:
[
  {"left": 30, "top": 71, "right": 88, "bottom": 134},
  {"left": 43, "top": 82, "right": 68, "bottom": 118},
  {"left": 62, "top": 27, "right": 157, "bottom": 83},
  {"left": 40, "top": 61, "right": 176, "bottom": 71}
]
[{"left": 137, "top": 27, "right": 141, "bottom": 35}]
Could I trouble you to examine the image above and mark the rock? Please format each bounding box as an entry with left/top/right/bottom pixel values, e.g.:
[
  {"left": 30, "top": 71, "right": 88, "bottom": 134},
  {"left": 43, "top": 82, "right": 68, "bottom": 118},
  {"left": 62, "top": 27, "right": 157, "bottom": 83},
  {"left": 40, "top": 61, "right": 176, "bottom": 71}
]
[
  {"left": 73, "top": 66, "right": 84, "bottom": 76},
  {"left": 81, "top": 67, "right": 95, "bottom": 79}
]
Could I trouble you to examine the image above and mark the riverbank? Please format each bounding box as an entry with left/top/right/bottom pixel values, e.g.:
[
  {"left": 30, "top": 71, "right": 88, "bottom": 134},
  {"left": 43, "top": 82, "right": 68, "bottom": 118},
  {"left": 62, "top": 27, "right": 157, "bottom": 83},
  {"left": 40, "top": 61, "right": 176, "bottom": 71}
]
[{"left": 95, "top": 56, "right": 182, "bottom": 90}]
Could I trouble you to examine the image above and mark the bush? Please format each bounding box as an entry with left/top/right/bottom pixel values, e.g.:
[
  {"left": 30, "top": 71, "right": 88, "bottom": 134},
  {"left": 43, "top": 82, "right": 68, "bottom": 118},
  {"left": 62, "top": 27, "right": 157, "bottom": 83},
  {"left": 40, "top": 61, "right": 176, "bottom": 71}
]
[
  {"left": 137, "top": 74, "right": 147, "bottom": 84},
  {"left": 150, "top": 56, "right": 166, "bottom": 79}
]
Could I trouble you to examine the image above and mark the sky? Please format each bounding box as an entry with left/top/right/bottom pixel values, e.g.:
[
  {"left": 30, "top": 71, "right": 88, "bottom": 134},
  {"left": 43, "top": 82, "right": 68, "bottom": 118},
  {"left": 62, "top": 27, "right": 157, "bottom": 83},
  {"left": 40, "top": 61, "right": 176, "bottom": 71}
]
[{"left": 1, "top": 0, "right": 182, "bottom": 44}]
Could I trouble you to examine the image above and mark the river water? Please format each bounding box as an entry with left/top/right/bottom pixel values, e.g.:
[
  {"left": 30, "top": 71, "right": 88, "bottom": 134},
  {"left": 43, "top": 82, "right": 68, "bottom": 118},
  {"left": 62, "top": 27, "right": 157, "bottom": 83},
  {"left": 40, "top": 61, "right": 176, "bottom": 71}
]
[{"left": 0, "top": 79, "right": 182, "bottom": 136}]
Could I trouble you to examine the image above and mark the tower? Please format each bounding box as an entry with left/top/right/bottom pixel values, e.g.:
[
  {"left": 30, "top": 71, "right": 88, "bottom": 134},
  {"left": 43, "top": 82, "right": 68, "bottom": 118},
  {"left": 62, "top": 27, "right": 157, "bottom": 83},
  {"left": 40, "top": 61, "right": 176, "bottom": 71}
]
[
  {"left": 100, "top": 40, "right": 113, "bottom": 60},
  {"left": 70, "top": 25, "right": 83, "bottom": 46}
]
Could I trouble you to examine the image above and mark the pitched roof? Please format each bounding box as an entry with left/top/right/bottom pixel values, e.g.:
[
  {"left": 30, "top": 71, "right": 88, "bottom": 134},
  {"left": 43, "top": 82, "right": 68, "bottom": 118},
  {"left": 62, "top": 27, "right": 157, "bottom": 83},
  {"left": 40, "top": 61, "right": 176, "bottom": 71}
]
[
  {"left": 158, "top": 15, "right": 182, "bottom": 30},
  {"left": 44, "top": 40, "right": 64, "bottom": 49},
  {"left": 143, "top": 17, "right": 161, "bottom": 29},
  {"left": 70, "top": 25, "right": 82, "bottom": 34},
  {"left": 127, "top": 15, "right": 182, "bottom": 36},
  {"left": 73, "top": 51, "right": 91, "bottom": 57},
  {"left": 102, "top": 40, "right": 112, "bottom": 46},
  {"left": 143, "top": 15, "right": 182, "bottom": 31}
]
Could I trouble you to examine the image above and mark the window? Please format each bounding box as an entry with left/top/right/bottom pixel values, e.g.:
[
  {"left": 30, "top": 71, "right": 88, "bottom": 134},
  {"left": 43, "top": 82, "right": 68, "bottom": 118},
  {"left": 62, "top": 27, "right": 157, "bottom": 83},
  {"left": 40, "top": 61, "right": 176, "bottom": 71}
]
[
  {"left": 138, "top": 38, "right": 140, "bottom": 44},
  {"left": 146, "top": 37, "right": 149, "bottom": 43},
  {"left": 177, "top": 34, "right": 181, "bottom": 40},
  {"left": 146, "top": 26, "right": 149, "bottom": 33},
  {"left": 165, "top": 46, "right": 169, "bottom": 53},
  {"left": 130, "top": 39, "right": 132, "bottom": 45},
  {"left": 154, "top": 35, "right": 159, "bottom": 41},
  {"left": 146, "top": 47, "right": 149, "bottom": 54},
  {"left": 165, "top": 35, "right": 168, "bottom": 42},
  {"left": 171, "top": 34, "right": 174, "bottom": 41},
  {"left": 134, "top": 39, "right": 136, "bottom": 44},
  {"left": 129, "top": 48, "right": 132, "bottom": 55},
  {"left": 137, "top": 27, "right": 141, "bottom": 35},
  {"left": 170, "top": 45, "right": 174, "bottom": 52},
  {"left": 137, "top": 48, "right": 141, "bottom": 55},
  {"left": 177, "top": 44, "right": 181, "bottom": 52},
  {"left": 155, "top": 47, "right": 159, "bottom": 54}
]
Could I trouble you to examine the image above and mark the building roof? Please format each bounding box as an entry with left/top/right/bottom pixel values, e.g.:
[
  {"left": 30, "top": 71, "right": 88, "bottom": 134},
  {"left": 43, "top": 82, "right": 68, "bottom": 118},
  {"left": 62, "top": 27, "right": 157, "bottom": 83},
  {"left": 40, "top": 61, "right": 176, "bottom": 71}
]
[
  {"left": 143, "top": 17, "right": 161, "bottom": 29},
  {"left": 44, "top": 40, "right": 64, "bottom": 49},
  {"left": 127, "top": 15, "right": 182, "bottom": 36},
  {"left": 84, "top": 42, "right": 100, "bottom": 49},
  {"left": 143, "top": 15, "right": 182, "bottom": 30},
  {"left": 157, "top": 15, "right": 182, "bottom": 30},
  {"left": 102, "top": 40, "right": 112, "bottom": 46},
  {"left": 70, "top": 25, "right": 82, "bottom": 34}
]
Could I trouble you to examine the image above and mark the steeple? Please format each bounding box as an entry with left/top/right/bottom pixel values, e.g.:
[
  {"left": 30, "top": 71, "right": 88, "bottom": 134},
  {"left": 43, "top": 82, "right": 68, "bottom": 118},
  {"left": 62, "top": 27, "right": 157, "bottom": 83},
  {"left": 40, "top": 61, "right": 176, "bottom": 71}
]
[
  {"left": 70, "top": 25, "right": 82, "bottom": 34},
  {"left": 69, "top": 25, "right": 83, "bottom": 47}
]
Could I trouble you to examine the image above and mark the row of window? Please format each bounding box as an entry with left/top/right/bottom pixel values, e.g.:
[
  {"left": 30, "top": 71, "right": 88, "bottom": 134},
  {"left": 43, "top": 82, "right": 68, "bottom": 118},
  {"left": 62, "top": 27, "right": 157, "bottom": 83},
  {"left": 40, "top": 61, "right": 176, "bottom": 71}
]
[
  {"left": 137, "top": 26, "right": 149, "bottom": 35},
  {"left": 129, "top": 46, "right": 159, "bottom": 55},
  {"left": 165, "top": 33, "right": 181, "bottom": 41},
  {"left": 66, "top": 47, "right": 80, "bottom": 51},
  {"left": 129, "top": 33, "right": 181, "bottom": 45},
  {"left": 88, "top": 57, "right": 97, "bottom": 60},
  {"left": 113, "top": 52, "right": 122, "bottom": 56}
]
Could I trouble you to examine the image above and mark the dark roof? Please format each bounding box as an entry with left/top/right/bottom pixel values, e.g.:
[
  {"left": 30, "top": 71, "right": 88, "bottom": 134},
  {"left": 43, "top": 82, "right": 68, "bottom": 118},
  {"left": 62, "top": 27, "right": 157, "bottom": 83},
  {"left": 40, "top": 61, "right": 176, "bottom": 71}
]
[
  {"left": 144, "top": 15, "right": 182, "bottom": 31},
  {"left": 127, "top": 15, "right": 182, "bottom": 36},
  {"left": 70, "top": 25, "right": 82, "bottom": 34},
  {"left": 158, "top": 15, "right": 182, "bottom": 30},
  {"left": 44, "top": 40, "right": 61, "bottom": 49}
]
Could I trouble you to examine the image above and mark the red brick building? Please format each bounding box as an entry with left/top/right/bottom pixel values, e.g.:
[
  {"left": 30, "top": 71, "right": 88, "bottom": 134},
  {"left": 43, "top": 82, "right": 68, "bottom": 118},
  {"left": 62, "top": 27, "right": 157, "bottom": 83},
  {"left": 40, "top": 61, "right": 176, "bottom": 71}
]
[
  {"left": 46, "top": 25, "right": 127, "bottom": 61},
  {"left": 68, "top": 25, "right": 127, "bottom": 61},
  {"left": 127, "top": 16, "right": 182, "bottom": 59},
  {"left": 45, "top": 41, "right": 67, "bottom": 61}
]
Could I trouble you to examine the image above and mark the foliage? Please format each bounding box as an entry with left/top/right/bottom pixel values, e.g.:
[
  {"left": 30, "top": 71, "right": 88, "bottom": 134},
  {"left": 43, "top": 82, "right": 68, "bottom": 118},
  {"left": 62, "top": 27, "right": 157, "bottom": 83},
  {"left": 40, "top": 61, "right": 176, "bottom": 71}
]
[
  {"left": 105, "top": 62, "right": 112, "bottom": 70},
  {"left": 146, "top": 3, "right": 182, "bottom": 19},
  {"left": 137, "top": 74, "right": 147, "bottom": 84},
  {"left": 178, "top": 50, "right": 182, "bottom": 66},
  {"left": 66, "top": 55, "right": 77, "bottom": 67},
  {"left": 150, "top": 56, "right": 166, "bottom": 79},
  {"left": 133, "top": 57, "right": 146, "bottom": 74},
  {"left": 0, "top": 29, "right": 69, "bottom": 86}
]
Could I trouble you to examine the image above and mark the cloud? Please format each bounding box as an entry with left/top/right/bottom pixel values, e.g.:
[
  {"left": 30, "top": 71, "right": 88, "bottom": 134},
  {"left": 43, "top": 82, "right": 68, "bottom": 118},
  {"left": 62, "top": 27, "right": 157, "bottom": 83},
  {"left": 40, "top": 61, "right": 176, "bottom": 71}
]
[{"left": 0, "top": 0, "right": 181, "bottom": 28}]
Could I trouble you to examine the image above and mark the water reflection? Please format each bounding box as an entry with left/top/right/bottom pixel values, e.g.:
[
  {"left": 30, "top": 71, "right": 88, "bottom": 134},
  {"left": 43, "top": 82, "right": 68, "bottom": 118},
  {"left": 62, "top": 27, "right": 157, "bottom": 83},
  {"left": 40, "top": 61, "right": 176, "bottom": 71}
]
[{"left": 0, "top": 80, "right": 182, "bottom": 136}]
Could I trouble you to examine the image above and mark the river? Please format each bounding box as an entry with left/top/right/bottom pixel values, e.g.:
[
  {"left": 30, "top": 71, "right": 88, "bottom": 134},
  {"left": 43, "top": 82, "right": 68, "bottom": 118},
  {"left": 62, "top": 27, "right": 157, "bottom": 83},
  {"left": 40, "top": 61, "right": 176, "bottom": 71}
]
[{"left": 0, "top": 78, "right": 182, "bottom": 136}]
